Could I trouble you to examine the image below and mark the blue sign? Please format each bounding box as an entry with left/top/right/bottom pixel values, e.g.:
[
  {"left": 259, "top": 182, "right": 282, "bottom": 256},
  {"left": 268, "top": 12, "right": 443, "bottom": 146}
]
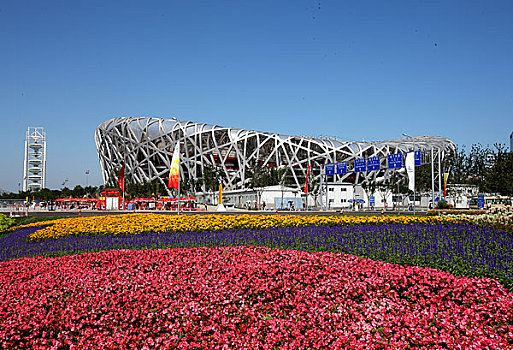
[
  {"left": 477, "top": 194, "right": 485, "bottom": 209},
  {"left": 367, "top": 156, "right": 380, "bottom": 171},
  {"left": 325, "top": 163, "right": 335, "bottom": 175},
  {"left": 388, "top": 153, "right": 403, "bottom": 169},
  {"left": 369, "top": 196, "right": 375, "bottom": 207},
  {"left": 336, "top": 161, "right": 347, "bottom": 174},
  {"left": 355, "top": 159, "right": 366, "bottom": 172},
  {"left": 414, "top": 150, "right": 422, "bottom": 166}
]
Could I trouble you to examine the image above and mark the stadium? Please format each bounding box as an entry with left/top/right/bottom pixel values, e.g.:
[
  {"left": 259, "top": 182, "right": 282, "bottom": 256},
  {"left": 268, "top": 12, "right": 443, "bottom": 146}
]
[{"left": 95, "top": 117, "right": 454, "bottom": 198}]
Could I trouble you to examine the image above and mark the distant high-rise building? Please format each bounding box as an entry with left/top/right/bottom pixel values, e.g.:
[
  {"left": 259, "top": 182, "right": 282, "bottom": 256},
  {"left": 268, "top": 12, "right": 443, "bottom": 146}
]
[
  {"left": 510, "top": 131, "right": 513, "bottom": 152},
  {"left": 23, "top": 127, "right": 46, "bottom": 191}
]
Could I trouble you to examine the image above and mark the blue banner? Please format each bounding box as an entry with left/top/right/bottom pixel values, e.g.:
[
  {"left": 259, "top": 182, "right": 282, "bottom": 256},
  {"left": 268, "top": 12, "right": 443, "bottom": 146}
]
[
  {"left": 355, "top": 159, "right": 366, "bottom": 172},
  {"left": 477, "top": 194, "right": 485, "bottom": 209},
  {"left": 414, "top": 150, "right": 422, "bottom": 166},
  {"left": 367, "top": 156, "right": 380, "bottom": 171},
  {"left": 336, "top": 161, "right": 347, "bottom": 174},
  {"left": 388, "top": 153, "right": 403, "bottom": 169},
  {"left": 325, "top": 163, "right": 335, "bottom": 175}
]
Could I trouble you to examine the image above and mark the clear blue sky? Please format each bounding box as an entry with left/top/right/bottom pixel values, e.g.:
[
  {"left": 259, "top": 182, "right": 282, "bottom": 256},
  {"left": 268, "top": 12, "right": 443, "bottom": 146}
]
[{"left": 1, "top": 0, "right": 512, "bottom": 192}]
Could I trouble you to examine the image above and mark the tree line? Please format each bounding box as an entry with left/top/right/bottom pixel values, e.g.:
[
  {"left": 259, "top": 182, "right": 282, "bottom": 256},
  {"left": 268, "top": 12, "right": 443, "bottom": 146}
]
[
  {"left": 427, "top": 143, "right": 512, "bottom": 196},
  {"left": 0, "top": 185, "right": 102, "bottom": 202}
]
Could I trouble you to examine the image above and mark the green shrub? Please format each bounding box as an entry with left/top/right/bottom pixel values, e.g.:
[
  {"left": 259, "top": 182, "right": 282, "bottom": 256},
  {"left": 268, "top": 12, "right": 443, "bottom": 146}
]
[
  {"left": 0, "top": 214, "right": 15, "bottom": 232},
  {"left": 11, "top": 216, "right": 65, "bottom": 227},
  {"left": 436, "top": 200, "right": 453, "bottom": 210}
]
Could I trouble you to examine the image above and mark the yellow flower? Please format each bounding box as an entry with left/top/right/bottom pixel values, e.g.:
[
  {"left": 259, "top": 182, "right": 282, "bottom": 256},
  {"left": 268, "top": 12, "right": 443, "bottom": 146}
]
[{"left": 22, "top": 213, "right": 467, "bottom": 241}]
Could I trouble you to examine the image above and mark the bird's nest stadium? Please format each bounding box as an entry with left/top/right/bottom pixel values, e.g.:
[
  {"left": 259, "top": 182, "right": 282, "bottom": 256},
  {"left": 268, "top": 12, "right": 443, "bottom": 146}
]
[{"left": 95, "top": 117, "right": 454, "bottom": 194}]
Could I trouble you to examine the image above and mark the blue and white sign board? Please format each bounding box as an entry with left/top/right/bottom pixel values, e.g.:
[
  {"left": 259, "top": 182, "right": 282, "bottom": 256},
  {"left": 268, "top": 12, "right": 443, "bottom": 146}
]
[
  {"left": 336, "top": 161, "right": 347, "bottom": 174},
  {"left": 355, "top": 159, "right": 366, "bottom": 172},
  {"left": 414, "top": 150, "right": 422, "bottom": 166},
  {"left": 325, "top": 163, "right": 335, "bottom": 175},
  {"left": 477, "top": 194, "right": 485, "bottom": 209},
  {"left": 367, "top": 156, "right": 380, "bottom": 171},
  {"left": 388, "top": 153, "right": 403, "bottom": 169},
  {"left": 369, "top": 196, "right": 375, "bottom": 207}
]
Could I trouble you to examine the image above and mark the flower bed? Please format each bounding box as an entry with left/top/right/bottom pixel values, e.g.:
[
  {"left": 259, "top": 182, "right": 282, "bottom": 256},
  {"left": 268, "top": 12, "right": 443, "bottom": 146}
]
[
  {"left": 23, "top": 213, "right": 466, "bottom": 240},
  {"left": 3, "top": 223, "right": 512, "bottom": 290},
  {"left": 1, "top": 247, "right": 512, "bottom": 349},
  {"left": 427, "top": 209, "right": 487, "bottom": 216},
  {"left": 442, "top": 211, "right": 513, "bottom": 234}
]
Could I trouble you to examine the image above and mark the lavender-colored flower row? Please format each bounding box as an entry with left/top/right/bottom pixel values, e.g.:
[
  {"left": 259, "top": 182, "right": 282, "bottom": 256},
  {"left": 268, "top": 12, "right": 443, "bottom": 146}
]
[{"left": 1, "top": 223, "right": 512, "bottom": 289}]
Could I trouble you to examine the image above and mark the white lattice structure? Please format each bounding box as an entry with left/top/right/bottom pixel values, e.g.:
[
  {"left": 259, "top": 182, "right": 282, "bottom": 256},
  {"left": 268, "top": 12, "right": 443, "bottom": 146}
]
[
  {"left": 23, "top": 127, "right": 47, "bottom": 191},
  {"left": 95, "top": 117, "right": 455, "bottom": 194}
]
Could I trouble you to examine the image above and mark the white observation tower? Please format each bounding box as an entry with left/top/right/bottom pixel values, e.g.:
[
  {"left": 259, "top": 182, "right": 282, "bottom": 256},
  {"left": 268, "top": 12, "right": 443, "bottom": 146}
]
[{"left": 23, "top": 127, "right": 47, "bottom": 191}]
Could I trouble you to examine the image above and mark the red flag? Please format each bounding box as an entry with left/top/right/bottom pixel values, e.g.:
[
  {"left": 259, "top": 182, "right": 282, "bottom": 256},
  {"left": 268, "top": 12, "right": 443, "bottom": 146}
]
[
  {"left": 118, "top": 162, "right": 125, "bottom": 192},
  {"left": 303, "top": 165, "right": 311, "bottom": 194}
]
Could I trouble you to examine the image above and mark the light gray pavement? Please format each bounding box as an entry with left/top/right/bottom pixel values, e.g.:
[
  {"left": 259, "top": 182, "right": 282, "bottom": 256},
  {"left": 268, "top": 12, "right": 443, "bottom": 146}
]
[{"left": 0, "top": 206, "right": 428, "bottom": 218}]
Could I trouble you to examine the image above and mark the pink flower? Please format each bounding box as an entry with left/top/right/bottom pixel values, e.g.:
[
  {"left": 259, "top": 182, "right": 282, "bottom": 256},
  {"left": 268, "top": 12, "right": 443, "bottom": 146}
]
[{"left": 0, "top": 247, "right": 512, "bottom": 349}]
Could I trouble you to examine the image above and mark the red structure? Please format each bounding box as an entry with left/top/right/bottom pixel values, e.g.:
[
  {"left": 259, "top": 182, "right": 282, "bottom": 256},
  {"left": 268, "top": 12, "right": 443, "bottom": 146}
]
[
  {"left": 128, "top": 197, "right": 199, "bottom": 211},
  {"left": 100, "top": 189, "right": 123, "bottom": 210}
]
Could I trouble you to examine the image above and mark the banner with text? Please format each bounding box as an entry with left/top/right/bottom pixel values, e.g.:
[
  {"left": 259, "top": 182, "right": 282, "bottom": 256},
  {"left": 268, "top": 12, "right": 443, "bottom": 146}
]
[{"left": 405, "top": 152, "right": 415, "bottom": 192}]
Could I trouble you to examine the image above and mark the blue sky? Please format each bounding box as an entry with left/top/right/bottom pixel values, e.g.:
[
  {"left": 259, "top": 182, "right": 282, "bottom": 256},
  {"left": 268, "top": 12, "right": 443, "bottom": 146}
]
[{"left": 1, "top": 0, "right": 512, "bottom": 192}]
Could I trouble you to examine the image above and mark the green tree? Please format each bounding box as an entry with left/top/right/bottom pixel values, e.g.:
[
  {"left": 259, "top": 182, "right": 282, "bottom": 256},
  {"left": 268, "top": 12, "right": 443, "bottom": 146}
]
[
  {"left": 247, "top": 165, "right": 281, "bottom": 189},
  {"left": 483, "top": 144, "right": 513, "bottom": 196},
  {"left": 467, "top": 143, "right": 490, "bottom": 188},
  {"left": 248, "top": 165, "right": 270, "bottom": 209},
  {"left": 202, "top": 164, "right": 221, "bottom": 192},
  {"left": 415, "top": 164, "right": 433, "bottom": 192},
  {"left": 84, "top": 186, "right": 99, "bottom": 197},
  {"left": 72, "top": 185, "right": 86, "bottom": 198},
  {"left": 444, "top": 145, "right": 469, "bottom": 184}
]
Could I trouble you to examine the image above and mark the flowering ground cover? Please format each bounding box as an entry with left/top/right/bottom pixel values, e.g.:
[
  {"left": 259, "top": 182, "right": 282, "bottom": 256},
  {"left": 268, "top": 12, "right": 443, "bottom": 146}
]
[
  {"left": 443, "top": 210, "right": 513, "bottom": 234},
  {"left": 1, "top": 246, "right": 512, "bottom": 349},
  {"left": 18, "top": 213, "right": 465, "bottom": 240},
  {"left": 2, "top": 223, "right": 513, "bottom": 290}
]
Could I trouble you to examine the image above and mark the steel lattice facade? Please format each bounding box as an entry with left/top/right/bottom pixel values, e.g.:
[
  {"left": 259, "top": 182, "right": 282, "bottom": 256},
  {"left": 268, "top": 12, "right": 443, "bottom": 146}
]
[
  {"left": 95, "top": 117, "right": 455, "bottom": 193},
  {"left": 23, "top": 127, "right": 47, "bottom": 191}
]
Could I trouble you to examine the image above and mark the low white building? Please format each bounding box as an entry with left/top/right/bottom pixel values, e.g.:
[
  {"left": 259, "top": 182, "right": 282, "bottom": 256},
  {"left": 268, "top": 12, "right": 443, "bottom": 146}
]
[
  {"left": 204, "top": 185, "right": 305, "bottom": 210},
  {"left": 200, "top": 183, "right": 394, "bottom": 211},
  {"left": 445, "top": 184, "right": 479, "bottom": 209},
  {"left": 317, "top": 182, "right": 354, "bottom": 209},
  {"left": 318, "top": 182, "right": 393, "bottom": 210}
]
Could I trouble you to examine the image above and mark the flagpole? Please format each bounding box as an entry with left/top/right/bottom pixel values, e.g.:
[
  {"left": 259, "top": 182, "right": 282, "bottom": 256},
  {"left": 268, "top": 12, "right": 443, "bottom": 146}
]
[
  {"left": 169, "top": 142, "right": 180, "bottom": 214},
  {"left": 413, "top": 188, "right": 416, "bottom": 215},
  {"left": 122, "top": 131, "right": 127, "bottom": 211},
  {"left": 177, "top": 165, "right": 181, "bottom": 215},
  {"left": 122, "top": 157, "right": 125, "bottom": 211}
]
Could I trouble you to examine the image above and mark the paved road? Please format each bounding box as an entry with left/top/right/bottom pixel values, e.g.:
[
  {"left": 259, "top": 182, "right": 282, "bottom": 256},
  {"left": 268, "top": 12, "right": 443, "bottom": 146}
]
[{"left": 1, "top": 208, "right": 427, "bottom": 218}]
